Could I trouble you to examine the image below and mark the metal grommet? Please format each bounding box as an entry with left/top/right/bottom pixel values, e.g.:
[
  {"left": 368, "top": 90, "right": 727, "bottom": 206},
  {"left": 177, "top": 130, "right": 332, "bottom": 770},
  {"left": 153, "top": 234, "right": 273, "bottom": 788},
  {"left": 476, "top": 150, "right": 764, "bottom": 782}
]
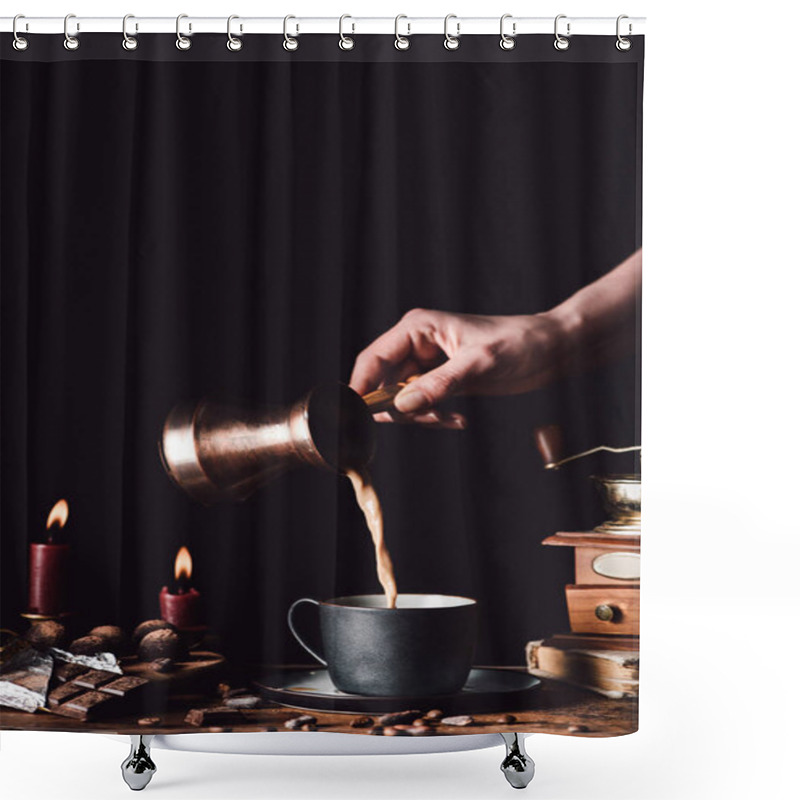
[
  {"left": 616, "top": 14, "right": 632, "bottom": 51},
  {"left": 394, "top": 14, "right": 410, "bottom": 50},
  {"left": 176, "top": 13, "right": 192, "bottom": 50},
  {"left": 339, "top": 14, "right": 355, "bottom": 51},
  {"left": 500, "top": 14, "right": 516, "bottom": 50},
  {"left": 12, "top": 14, "right": 29, "bottom": 51},
  {"left": 554, "top": 14, "right": 570, "bottom": 51},
  {"left": 63, "top": 13, "right": 79, "bottom": 51},
  {"left": 227, "top": 15, "right": 242, "bottom": 51},
  {"left": 443, "top": 13, "right": 460, "bottom": 51},
  {"left": 283, "top": 15, "right": 298, "bottom": 51},
  {"left": 122, "top": 14, "right": 138, "bottom": 51}
]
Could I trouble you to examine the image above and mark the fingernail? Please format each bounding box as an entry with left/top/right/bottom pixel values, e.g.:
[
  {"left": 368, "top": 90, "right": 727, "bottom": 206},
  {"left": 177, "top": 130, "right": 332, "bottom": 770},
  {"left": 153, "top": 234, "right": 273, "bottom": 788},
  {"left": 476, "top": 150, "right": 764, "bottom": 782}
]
[{"left": 394, "top": 389, "right": 427, "bottom": 414}]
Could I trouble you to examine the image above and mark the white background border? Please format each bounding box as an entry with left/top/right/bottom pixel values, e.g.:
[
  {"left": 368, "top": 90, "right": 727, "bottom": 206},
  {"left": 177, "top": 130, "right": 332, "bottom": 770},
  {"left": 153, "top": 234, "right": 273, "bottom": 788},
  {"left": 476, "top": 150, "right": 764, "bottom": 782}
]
[{"left": 2, "top": 1, "right": 798, "bottom": 798}]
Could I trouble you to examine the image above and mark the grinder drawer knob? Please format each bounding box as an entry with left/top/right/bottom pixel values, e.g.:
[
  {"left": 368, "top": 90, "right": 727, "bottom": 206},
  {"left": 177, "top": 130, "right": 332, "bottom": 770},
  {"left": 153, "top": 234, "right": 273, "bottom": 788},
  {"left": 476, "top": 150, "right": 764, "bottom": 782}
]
[{"left": 595, "top": 604, "right": 618, "bottom": 622}]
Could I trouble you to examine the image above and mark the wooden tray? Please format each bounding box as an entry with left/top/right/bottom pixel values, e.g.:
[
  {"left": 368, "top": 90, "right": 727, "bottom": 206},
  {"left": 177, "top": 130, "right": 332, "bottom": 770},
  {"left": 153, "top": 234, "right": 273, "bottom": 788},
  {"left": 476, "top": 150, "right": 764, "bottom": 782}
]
[{"left": 121, "top": 651, "right": 225, "bottom": 688}]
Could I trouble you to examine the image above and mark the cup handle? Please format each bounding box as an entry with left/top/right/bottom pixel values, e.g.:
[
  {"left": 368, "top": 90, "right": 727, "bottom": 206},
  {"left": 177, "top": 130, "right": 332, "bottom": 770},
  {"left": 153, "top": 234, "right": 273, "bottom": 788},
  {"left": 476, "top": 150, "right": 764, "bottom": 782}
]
[{"left": 287, "top": 598, "right": 327, "bottom": 666}]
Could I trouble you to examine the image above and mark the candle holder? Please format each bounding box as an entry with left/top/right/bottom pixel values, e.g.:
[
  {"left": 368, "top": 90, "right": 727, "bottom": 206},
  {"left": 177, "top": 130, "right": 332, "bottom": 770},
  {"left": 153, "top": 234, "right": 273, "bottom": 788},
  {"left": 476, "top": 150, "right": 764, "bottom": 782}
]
[
  {"left": 20, "top": 611, "right": 71, "bottom": 622},
  {"left": 175, "top": 623, "right": 210, "bottom": 653}
]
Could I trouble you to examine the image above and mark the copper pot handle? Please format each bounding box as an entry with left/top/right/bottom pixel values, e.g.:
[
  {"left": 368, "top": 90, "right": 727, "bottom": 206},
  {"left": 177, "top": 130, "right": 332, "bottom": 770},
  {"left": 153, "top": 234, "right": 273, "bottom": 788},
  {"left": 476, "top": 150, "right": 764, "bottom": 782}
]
[{"left": 361, "top": 375, "right": 421, "bottom": 414}]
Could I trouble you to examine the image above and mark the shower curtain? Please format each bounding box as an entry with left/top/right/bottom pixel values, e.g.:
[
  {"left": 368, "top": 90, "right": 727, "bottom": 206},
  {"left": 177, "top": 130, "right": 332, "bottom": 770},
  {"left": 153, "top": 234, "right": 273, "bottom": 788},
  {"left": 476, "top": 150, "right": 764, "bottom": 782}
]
[{"left": 1, "top": 27, "right": 642, "bottom": 738}]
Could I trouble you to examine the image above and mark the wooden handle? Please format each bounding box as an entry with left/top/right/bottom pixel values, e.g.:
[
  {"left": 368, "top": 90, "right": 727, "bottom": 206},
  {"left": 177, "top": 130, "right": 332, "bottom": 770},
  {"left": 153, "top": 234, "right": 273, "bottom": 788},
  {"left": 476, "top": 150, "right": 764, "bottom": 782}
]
[
  {"left": 533, "top": 424, "right": 565, "bottom": 469},
  {"left": 362, "top": 375, "right": 421, "bottom": 414}
]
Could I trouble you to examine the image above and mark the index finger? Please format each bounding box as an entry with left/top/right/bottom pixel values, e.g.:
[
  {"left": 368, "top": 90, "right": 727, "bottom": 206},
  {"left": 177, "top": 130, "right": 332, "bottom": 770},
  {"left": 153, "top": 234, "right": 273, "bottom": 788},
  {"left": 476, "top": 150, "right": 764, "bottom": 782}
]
[{"left": 349, "top": 322, "right": 415, "bottom": 395}]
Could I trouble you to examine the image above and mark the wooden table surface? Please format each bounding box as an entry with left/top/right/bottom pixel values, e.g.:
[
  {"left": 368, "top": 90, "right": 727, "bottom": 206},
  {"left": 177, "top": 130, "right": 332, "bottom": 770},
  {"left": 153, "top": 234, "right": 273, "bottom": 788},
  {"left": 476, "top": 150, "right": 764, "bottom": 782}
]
[{"left": 1, "top": 670, "right": 637, "bottom": 739}]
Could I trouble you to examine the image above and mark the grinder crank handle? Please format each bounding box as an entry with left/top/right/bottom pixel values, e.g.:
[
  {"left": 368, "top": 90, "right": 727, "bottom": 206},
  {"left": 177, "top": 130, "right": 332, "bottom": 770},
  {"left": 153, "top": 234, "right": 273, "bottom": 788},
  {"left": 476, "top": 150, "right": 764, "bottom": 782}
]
[{"left": 533, "top": 423, "right": 642, "bottom": 470}]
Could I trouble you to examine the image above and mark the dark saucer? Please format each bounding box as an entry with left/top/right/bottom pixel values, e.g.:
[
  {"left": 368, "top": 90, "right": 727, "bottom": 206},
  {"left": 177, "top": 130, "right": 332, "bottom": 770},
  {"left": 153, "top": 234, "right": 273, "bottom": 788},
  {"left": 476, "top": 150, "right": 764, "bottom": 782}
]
[{"left": 254, "top": 667, "right": 540, "bottom": 715}]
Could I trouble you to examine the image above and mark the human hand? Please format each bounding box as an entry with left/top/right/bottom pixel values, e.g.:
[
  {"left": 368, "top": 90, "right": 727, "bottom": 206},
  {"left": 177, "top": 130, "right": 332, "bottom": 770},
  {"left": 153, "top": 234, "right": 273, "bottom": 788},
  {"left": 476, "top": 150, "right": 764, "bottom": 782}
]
[{"left": 349, "top": 308, "right": 574, "bottom": 427}]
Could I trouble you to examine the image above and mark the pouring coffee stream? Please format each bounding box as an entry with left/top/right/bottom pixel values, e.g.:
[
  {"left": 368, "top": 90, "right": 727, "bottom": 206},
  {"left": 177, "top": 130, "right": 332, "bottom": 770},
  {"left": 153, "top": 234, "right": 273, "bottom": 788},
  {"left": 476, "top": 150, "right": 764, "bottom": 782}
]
[{"left": 159, "top": 378, "right": 418, "bottom": 608}]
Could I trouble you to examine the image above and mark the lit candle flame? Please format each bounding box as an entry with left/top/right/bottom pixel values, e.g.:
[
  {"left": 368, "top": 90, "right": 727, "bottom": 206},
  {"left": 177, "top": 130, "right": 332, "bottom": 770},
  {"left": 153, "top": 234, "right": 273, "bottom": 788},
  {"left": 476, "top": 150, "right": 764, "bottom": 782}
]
[
  {"left": 174, "top": 546, "right": 192, "bottom": 582},
  {"left": 46, "top": 499, "right": 69, "bottom": 530}
]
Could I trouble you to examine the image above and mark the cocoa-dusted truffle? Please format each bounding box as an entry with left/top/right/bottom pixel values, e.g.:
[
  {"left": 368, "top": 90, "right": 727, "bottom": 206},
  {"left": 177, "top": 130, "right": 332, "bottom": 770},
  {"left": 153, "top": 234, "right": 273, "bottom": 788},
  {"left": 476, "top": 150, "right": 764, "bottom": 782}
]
[
  {"left": 132, "top": 619, "right": 175, "bottom": 647},
  {"left": 26, "top": 620, "right": 67, "bottom": 650},
  {"left": 89, "top": 625, "right": 126, "bottom": 654},
  {"left": 138, "top": 628, "right": 183, "bottom": 662},
  {"left": 69, "top": 635, "right": 107, "bottom": 656}
]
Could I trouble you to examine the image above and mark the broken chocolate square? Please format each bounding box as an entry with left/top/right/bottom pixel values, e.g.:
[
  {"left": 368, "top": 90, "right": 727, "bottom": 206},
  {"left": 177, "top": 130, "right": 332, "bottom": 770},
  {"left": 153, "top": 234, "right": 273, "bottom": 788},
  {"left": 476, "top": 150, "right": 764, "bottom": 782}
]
[
  {"left": 72, "top": 669, "right": 118, "bottom": 690},
  {"left": 101, "top": 675, "right": 148, "bottom": 697}
]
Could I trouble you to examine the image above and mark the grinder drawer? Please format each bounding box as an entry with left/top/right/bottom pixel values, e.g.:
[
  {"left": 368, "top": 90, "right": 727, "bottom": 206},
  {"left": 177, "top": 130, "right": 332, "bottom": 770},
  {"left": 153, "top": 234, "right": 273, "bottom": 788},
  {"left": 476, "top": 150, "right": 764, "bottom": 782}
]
[{"left": 565, "top": 585, "right": 640, "bottom": 635}]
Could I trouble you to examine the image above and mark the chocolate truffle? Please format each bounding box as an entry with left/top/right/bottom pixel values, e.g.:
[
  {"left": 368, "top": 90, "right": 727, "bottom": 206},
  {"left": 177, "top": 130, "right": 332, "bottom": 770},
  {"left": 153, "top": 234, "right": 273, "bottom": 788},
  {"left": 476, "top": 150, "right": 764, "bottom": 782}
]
[
  {"left": 132, "top": 619, "right": 175, "bottom": 647},
  {"left": 89, "top": 625, "right": 126, "bottom": 654},
  {"left": 149, "top": 657, "right": 175, "bottom": 674},
  {"left": 138, "top": 628, "right": 183, "bottom": 662},
  {"left": 26, "top": 620, "right": 67, "bottom": 650},
  {"left": 69, "top": 635, "right": 107, "bottom": 656}
]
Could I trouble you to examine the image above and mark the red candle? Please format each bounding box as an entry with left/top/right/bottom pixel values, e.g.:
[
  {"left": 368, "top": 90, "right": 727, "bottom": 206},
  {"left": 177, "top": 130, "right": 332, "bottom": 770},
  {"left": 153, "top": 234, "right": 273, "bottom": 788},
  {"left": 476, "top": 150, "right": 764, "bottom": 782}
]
[
  {"left": 28, "top": 499, "right": 70, "bottom": 617},
  {"left": 159, "top": 546, "right": 202, "bottom": 629}
]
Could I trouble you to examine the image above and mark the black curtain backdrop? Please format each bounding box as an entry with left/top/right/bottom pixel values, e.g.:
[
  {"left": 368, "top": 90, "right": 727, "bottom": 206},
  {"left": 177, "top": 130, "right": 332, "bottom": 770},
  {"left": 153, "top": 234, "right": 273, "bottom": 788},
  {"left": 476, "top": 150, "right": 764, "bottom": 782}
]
[{"left": 1, "top": 35, "right": 642, "bottom": 669}]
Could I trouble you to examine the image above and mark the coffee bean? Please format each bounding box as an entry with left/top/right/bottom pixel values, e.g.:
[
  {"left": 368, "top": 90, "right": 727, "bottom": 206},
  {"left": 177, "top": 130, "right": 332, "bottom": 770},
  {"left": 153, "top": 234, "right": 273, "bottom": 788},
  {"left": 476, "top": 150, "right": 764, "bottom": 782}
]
[
  {"left": 208, "top": 726, "right": 233, "bottom": 733},
  {"left": 409, "top": 725, "right": 434, "bottom": 736},
  {"left": 262, "top": 726, "right": 278, "bottom": 732},
  {"left": 494, "top": 713, "right": 517, "bottom": 724},
  {"left": 367, "top": 727, "right": 384, "bottom": 735},
  {"left": 424, "top": 709, "right": 444, "bottom": 721},
  {"left": 383, "top": 727, "right": 408, "bottom": 736},
  {"left": 300, "top": 723, "right": 317, "bottom": 731},
  {"left": 441, "top": 715, "right": 473, "bottom": 727},
  {"left": 285, "top": 715, "right": 317, "bottom": 730},
  {"left": 412, "top": 718, "right": 428, "bottom": 727},
  {"left": 350, "top": 716, "right": 374, "bottom": 729},
  {"left": 568, "top": 724, "right": 589, "bottom": 733},
  {"left": 150, "top": 658, "right": 175, "bottom": 674},
  {"left": 137, "top": 716, "right": 162, "bottom": 727},
  {"left": 378, "top": 710, "right": 422, "bottom": 726},
  {"left": 392, "top": 724, "right": 414, "bottom": 731}
]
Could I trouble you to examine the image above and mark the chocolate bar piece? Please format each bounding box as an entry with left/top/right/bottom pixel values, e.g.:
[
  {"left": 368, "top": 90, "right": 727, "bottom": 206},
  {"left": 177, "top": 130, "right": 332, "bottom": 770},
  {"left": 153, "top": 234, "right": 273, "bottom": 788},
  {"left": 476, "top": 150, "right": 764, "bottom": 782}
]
[
  {"left": 101, "top": 675, "right": 148, "bottom": 697},
  {"left": 48, "top": 671, "right": 151, "bottom": 721},
  {"left": 73, "top": 669, "right": 118, "bottom": 690},
  {"left": 184, "top": 706, "right": 243, "bottom": 727},
  {"left": 57, "top": 691, "right": 116, "bottom": 721},
  {"left": 47, "top": 681, "right": 85, "bottom": 708},
  {"left": 53, "top": 662, "right": 88, "bottom": 683}
]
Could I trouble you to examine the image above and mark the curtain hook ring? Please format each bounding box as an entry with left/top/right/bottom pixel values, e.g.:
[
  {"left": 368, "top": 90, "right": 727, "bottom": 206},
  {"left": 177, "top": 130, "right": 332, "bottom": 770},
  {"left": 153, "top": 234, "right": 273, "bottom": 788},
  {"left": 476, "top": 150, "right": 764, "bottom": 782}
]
[
  {"left": 394, "top": 14, "right": 410, "bottom": 50},
  {"left": 176, "top": 14, "right": 192, "bottom": 50},
  {"left": 122, "top": 14, "right": 138, "bottom": 51},
  {"left": 339, "top": 14, "right": 355, "bottom": 51},
  {"left": 63, "top": 13, "right": 79, "bottom": 51},
  {"left": 616, "top": 14, "right": 632, "bottom": 51},
  {"left": 283, "top": 15, "right": 299, "bottom": 51},
  {"left": 500, "top": 14, "right": 516, "bottom": 50},
  {"left": 12, "top": 14, "right": 29, "bottom": 51},
  {"left": 227, "top": 15, "right": 243, "bottom": 51},
  {"left": 443, "top": 13, "right": 460, "bottom": 51},
  {"left": 554, "top": 14, "right": 570, "bottom": 51}
]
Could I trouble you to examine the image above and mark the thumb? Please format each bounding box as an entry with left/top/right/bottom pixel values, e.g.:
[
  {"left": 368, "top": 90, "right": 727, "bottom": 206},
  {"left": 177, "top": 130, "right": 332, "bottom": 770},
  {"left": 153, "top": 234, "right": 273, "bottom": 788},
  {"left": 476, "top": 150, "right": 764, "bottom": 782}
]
[{"left": 393, "top": 357, "right": 472, "bottom": 414}]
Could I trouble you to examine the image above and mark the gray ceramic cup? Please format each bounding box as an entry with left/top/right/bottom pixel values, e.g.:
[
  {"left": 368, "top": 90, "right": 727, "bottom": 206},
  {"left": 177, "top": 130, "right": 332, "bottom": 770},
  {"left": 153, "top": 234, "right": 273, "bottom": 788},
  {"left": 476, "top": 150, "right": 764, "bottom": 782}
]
[{"left": 288, "top": 594, "right": 477, "bottom": 697}]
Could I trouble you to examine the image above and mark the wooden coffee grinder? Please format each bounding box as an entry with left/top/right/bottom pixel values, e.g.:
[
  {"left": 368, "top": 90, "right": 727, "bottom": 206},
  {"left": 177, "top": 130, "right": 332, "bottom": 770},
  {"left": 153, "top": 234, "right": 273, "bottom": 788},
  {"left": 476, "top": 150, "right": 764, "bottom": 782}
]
[{"left": 534, "top": 425, "right": 641, "bottom": 650}]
